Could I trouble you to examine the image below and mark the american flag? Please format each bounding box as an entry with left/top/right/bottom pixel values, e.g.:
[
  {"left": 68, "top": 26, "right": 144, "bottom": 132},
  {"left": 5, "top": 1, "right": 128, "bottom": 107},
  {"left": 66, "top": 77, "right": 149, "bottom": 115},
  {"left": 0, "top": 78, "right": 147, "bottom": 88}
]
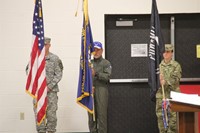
[{"left": 26, "top": 0, "right": 47, "bottom": 125}]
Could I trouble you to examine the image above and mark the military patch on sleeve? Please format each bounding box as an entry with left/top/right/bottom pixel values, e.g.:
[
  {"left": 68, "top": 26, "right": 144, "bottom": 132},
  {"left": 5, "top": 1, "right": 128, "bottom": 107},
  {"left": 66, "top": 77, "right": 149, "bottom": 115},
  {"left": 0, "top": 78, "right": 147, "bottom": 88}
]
[
  {"left": 58, "top": 60, "right": 64, "bottom": 70},
  {"left": 105, "top": 64, "right": 112, "bottom": 70}
]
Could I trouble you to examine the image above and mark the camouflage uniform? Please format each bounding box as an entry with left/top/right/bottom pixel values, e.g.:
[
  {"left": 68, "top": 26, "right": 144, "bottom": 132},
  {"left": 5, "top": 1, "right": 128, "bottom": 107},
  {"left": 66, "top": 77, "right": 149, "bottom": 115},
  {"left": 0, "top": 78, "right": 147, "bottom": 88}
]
[
  {"left": 156, "top": 59, "right": 182, "bottom": 133},
  {"left": 34, "top": 52, "right": 63, "bottom": 133},
  {"left": 88, "top": 56, "right": 112, "bottom": 133}
]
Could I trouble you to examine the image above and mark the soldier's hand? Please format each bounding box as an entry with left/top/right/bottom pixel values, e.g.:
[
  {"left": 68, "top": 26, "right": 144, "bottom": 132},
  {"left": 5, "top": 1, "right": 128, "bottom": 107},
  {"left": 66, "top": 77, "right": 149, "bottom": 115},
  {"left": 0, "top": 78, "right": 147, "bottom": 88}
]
[
  {"left": 160, "top": 73, "right": 164, "bottom": 81},
  {"left": 92, "top": 68, "right": 95, "bottom": 77},
  {"left": 92, "top": 86, "right": 95, "bottom": 94},
  {"left": 160, "top": 74, "right": 166, "bottom": 86},
  {"left": 161, "top": 79, "right": 166, "bottom": 86}
]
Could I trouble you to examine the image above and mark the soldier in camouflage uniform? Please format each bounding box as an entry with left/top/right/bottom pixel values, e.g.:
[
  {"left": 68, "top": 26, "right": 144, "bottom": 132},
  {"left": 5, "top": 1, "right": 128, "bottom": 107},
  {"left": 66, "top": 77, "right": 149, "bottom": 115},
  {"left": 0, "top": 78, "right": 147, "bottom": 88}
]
[
  {"left": 88, "top": 41, "right": 112, "bottom": 133},
  {"left": 156, "top": 44, "right": 182, "bottom": 133},
  {"left": 34, "top": 37, "right": 63, "bottom": 133}
]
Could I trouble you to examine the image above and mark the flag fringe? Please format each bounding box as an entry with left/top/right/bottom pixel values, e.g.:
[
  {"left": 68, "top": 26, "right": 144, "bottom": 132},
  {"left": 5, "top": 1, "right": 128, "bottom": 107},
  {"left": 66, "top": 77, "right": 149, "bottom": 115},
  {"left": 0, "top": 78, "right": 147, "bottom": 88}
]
[
  {"left": 77, "top": 101, "right": 94, "bottom": 114},
  {"left": 37, "top": 114, "right": 46, "bottom": 125},
  {"left": 26, "top": 90, "right": 37, "bottom": 99}
]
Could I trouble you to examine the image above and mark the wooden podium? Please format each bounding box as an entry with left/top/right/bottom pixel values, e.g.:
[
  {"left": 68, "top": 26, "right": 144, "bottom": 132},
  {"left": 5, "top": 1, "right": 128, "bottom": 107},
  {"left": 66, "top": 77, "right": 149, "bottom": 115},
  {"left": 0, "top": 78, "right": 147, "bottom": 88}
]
[{"left": 170, "top": 100, "right": 200, "bottom": 133}]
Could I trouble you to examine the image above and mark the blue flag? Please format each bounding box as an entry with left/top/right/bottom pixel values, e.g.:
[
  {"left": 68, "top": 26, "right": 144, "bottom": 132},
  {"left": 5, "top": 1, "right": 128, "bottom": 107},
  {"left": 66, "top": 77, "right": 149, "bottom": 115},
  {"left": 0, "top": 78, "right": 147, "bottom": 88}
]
[
  {"left": 148, "top": 0, "right": 165, "bottom": 101},
  {"left": 77, "top": 0, "right": 94, "bottom": 113}
]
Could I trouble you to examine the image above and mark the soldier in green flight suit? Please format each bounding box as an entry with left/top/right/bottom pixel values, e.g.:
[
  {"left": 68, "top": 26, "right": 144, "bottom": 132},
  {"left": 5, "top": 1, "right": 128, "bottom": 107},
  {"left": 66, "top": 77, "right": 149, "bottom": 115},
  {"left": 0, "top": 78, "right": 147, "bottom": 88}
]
[
  {"left": 88, "top": 41, "right": 112, "bottom": 133},
  {"left": 156, "top": 44, "right": 182, "bottom": 133}
]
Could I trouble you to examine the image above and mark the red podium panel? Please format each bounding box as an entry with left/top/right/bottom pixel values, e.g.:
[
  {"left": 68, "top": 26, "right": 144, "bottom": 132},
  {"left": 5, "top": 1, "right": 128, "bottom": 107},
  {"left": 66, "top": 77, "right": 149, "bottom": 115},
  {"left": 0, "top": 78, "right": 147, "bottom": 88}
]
[{"left": 180, "top": 85, "right": 200, "bottom": 133}]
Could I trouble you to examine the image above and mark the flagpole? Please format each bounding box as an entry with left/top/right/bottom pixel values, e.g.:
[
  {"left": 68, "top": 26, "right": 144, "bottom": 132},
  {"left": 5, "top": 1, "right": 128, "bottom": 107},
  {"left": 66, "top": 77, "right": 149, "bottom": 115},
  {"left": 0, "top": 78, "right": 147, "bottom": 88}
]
[
  {"left": 92, "top": 90, "right": 96, "bottom": 121},
  {"left": 91, "top": 59, "right": 96, "bottom": 121},
  {"left": 161, "top": 84, "right": 168, "bottom": 125},
  {"left": 91, "top": 59, "right": 95, "bottom": 122}
]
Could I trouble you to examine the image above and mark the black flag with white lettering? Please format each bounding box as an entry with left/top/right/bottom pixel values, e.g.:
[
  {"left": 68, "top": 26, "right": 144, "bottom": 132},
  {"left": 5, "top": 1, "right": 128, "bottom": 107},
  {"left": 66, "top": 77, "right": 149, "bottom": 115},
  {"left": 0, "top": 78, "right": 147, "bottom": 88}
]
[{"left": 148, "top": 0, "right": 165, "bottom": 101}]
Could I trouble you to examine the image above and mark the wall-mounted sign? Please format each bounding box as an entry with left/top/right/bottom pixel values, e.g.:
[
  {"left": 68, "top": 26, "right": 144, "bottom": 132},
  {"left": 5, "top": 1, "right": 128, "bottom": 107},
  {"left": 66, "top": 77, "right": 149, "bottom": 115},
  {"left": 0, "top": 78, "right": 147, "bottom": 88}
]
[
  {"left": 131, "top": 44, "right": 148, "bottom": 57},
  {"left": 197, "top": 45, "right": 200, "bottom": 58}
]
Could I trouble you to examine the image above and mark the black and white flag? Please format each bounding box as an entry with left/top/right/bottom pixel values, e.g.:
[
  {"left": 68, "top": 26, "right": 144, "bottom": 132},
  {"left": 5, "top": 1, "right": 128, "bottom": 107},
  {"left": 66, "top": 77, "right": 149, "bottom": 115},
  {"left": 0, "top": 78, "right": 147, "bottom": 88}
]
[{"left": 148, "top": 0, "right": 165, "bottom": 101}]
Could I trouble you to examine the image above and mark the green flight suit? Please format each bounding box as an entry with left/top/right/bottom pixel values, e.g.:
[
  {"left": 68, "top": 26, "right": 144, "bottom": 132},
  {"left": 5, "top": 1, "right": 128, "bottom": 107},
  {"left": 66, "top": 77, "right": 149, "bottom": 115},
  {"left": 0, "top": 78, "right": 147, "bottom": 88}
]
[
  {"left": 88, "top": 56, "right": 112, "bottom": 133},
  {"left": 156, "top": 59, "right": 182, "bottom": 133}
]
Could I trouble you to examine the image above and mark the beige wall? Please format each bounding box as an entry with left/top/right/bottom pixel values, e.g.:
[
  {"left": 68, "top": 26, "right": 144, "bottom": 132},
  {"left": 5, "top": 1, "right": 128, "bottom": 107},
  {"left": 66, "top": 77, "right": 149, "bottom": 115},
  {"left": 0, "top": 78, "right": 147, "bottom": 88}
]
[{"left": 0, "top": 0, "right": 200, "bottom": 132}]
